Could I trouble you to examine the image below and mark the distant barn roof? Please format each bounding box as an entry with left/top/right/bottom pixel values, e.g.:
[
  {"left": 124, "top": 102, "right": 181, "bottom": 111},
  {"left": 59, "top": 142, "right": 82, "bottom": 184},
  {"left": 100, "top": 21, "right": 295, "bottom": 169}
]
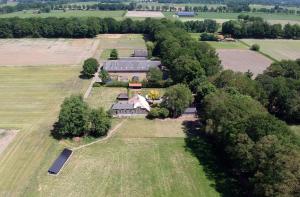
[
  {"left": 134, "top": 49, "right": 148, "bottom": 57},
  {"left": 48, "top": 148, "right": 72, "bottom": 175},
  {"left": 176, "top": 11, "right": 195, "bottom": 17},
  {"left": 103, "top": 60, "right": 161, "bottom": 72}
]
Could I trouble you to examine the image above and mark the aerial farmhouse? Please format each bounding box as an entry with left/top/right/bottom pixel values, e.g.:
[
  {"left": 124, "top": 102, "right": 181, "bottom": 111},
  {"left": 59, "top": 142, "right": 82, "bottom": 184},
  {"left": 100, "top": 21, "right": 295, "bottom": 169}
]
[{"left": 111, "top": 94, "right": 151, "bottom": 117}]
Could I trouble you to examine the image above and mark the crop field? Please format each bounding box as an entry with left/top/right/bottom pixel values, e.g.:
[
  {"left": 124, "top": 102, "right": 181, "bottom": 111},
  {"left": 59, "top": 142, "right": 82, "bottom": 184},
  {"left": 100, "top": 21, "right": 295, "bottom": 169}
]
[
  {"left": 0, "top": 10, "right": 126, "bottom": 19},
  {"left": 217, "top": 49, "right": 273, "bottom": 76},
  {"left": 31, "top": 118, "right": 220, "bottom": 197},
  {"left": 125, "top": 11, "right": 165, "bottom": 18},
  {"left": 0, "top": 66, "right": 90, "bottom": 195},
  {"left": 97, "top": 34, "right": 146, "bottom": 57},
  {"left": 0, "top": 39, "right": 99, "bottom": 66},
  {"left": 241, "top": 39, "right": 300, "bottom": 61}
]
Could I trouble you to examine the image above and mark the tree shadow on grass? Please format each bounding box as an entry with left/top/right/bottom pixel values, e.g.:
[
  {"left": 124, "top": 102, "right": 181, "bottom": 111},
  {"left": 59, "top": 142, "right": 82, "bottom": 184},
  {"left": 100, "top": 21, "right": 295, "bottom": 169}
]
[
  {"left": 78, "top": 71, "right": 94, "bottom": 80},
  {"left": 183, "top": 120, "right": 244, "bottom": 197},
  {"left": 50, "top": 122, "right": 63, "bottom": 140}
]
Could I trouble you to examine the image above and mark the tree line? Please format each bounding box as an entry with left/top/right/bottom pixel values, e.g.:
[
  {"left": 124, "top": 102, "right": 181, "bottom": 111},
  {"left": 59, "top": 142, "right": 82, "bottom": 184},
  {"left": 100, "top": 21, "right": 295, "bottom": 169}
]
[
  {"left": 222, "top": 14, "right": 300, "bottom": 39},
  {"left": 0, "top": 17, "right": 218, "bottom": 38}
]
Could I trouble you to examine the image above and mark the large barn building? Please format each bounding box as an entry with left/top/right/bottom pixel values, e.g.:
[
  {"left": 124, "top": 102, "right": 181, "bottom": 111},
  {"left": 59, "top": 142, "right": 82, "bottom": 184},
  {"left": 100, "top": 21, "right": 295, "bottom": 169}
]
[{"left": 103, "top": 59, "right": 161, "bottom": 81}]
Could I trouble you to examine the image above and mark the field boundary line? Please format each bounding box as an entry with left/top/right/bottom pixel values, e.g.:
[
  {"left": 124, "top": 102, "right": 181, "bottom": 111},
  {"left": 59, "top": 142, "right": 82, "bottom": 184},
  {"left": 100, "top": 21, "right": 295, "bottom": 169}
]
[
  {"left": 238, "top": 39, "right": 278, "bottom": 62},
  {"left": 72, "top": 119, "right": 126, "bottom": 151}
]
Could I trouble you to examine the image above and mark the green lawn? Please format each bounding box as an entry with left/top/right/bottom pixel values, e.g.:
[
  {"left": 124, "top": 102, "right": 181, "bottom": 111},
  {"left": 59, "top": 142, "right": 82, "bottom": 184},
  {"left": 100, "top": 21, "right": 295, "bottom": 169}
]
[
  {"left": 86, "top": 87, "right": 127, "bottom": 110},
  {"left": 0, "top": 66, "right": 90, "bottom": 195},
  {"left": 31, "top": 118, "right": 220, "bottom": 197},
  {"left": 0, "top": 10, "right": 125, "bottom": 19},
  {"left": 241, "top": 39, "right": 300, "bottom": 60},
  {"left": 205, "top": 41, "right": 248, "bottom": 49}
]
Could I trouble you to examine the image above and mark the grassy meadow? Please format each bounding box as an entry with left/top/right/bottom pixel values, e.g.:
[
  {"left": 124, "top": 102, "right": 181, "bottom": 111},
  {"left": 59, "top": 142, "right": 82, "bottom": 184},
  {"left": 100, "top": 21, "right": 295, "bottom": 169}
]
[
  {"left": 31, "top": 118, "right": 220, "bottom": 197},
  {"left": 0, "top": 66, "right": 90, "bottom": 195},
  {"left": 241, "top": 39, "right": 300, "bottom": 60},
  {"left": 206, "top": 41, "right": 248, "bottom": 49}
]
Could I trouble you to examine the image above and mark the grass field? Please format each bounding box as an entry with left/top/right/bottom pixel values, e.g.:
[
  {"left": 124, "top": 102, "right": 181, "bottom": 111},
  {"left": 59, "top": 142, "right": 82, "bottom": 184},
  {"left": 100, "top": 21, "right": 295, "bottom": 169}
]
[
  {"left": 241, "top": 39, "right": 300, "bottom": 60},
  {"left": 164, "top": 12, "right": 300, "bottom": 25},
  {"left": 0, "top": 10, "right": 125, "bottom": 19},
  {"left": 206, "top": 41, "right": 248, "bottom": 49},
  {"left": 31, "top": 119, "right": 220, "bottom": 197},
  {"left": 0, "top": 66, "right": 90, "bottom": 195},
  {"left": 86, "top": 87, "right": 127, "bottom": 110}
]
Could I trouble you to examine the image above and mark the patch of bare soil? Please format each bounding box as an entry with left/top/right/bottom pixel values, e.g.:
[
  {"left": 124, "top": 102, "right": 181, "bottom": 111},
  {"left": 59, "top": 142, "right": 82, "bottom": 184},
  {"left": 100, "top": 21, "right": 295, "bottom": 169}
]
[
  {"left": 0, "top": 39, "right": 99, "bottom": 66},
  {"left": 217, "top": 49, "right": 273, "bottom": 77},
  {"left": 0, "top": 129, "right": 18, "bottom": 154}
]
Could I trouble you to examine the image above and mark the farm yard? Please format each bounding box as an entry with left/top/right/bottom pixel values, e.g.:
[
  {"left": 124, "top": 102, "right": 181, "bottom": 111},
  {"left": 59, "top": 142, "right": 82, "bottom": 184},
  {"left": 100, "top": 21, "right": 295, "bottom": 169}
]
[
  {"left": 217, "top": 49, "right": 273, "bottom": 76},
  {"left": 0, "top": 39, "right": 99, "bottom": 66},
  {"left": 241, "top": 39, "right": 300, "bottom": 61},
  {"left": 0, "top": 34, "right": 221, "bottom": 196}
]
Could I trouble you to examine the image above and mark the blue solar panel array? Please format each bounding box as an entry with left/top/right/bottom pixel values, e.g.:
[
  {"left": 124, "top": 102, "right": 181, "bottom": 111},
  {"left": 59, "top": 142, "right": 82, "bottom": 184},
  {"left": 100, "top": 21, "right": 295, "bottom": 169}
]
[{"left": 48, "top": 148, "right": 73, "bottom": 175}]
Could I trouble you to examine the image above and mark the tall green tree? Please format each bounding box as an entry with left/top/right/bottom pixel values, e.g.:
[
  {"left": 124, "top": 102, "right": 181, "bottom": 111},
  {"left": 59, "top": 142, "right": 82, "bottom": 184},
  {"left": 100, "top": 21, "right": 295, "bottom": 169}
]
[
  {"left": 162, "top": 84, "right": 193, "bottom": 117},
  {"left": 89, "top": 108, "right": 111, "bottom": 137},
  {"left": 57, "top": 95, "right": 90, "bottom": 137},
  {"left": 82, "top": 58, "right": 99, "bottom": 77}
]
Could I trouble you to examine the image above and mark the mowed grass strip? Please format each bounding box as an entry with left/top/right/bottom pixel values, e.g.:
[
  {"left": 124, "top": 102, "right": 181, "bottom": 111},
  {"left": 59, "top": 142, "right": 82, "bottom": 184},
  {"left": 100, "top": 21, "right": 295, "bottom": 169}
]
[
  {"left": 35, "top": 119, "right": 220, "bottom": 197},
  {"left": 241, "top": 39, "right": 300, "bottom": 61},
  {"left": 0, "top": 66, "right": 89, "bottom": 195}
]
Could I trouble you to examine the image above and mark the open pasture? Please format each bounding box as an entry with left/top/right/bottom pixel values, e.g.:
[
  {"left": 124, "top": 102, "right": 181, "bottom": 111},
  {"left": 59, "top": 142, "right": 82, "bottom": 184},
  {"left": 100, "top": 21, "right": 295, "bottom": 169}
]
[
  {"left": 217, "top": 49, "right": 273, "bottom": 76},
  {"left": 241, "top": 39, "right": 300, "bottom": 61},
  {"left": 0, "top": 39, "right": 99, "bottom": 66},
  {"left": 33, "top": 118, "right": 220, "bottom": 197},
  {"left": 0, "top": 66, "right": 89, "bottom": 195},
  {"left": 125, "top": 11, "right": 165, "bottom": 18},
  {"left": 206, "top": 41, "right": 248, "bottom": 49}
]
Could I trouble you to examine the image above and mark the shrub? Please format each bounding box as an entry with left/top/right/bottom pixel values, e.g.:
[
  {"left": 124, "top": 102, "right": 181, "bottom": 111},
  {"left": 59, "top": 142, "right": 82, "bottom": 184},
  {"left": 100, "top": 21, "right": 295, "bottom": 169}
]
[
  {"left": 99, "top": 69, "right": 110, "bottom": 82},
  {"left": 110, "top": 49, "right": 118, "bottom": 60},
  {"left": 105, "top": 80, "right": 129, "bottom": 87},
  {"left": 250, "top": 44, "right": 260, "bottom": 51},
  {"left": 147, "top": 107, "right": 169, "bottom": 119},
  {"left": 200, "top": 33, "right": 218, "bottom": 41}
]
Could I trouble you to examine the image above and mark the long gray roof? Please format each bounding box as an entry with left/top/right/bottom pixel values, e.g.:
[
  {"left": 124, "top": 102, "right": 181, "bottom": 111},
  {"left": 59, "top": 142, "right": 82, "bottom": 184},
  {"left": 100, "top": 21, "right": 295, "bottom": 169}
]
[
  {"left": 111, "top": 101, "right": 134, "bottom": 110},
  {"left": 134, "top": 49, "right": 148, "bottom": 57},
  {"left": 103, "top": 60, "right": 161, "bottom": 72}
]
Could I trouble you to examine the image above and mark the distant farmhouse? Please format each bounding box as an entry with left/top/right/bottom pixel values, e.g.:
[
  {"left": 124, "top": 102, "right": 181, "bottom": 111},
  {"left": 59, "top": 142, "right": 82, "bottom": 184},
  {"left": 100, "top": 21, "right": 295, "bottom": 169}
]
[
  {"left": 175, "top": 11, "right": 196, "bottom": 17},
  {"left": 103, "top": 49, "right": 161, "bottom": 81},
  {"left": 111, "top": 94, "right": 151, "bottom": 117}
]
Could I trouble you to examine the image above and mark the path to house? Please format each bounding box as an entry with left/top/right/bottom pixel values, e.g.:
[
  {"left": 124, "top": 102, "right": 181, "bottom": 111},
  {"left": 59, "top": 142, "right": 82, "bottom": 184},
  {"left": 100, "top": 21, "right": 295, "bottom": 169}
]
[
  {"left": 72, "top": 119, "right": 126, "bottom": 151},
  {"left": 83, "top": 46, "right": 104, "bottom": 99}
]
